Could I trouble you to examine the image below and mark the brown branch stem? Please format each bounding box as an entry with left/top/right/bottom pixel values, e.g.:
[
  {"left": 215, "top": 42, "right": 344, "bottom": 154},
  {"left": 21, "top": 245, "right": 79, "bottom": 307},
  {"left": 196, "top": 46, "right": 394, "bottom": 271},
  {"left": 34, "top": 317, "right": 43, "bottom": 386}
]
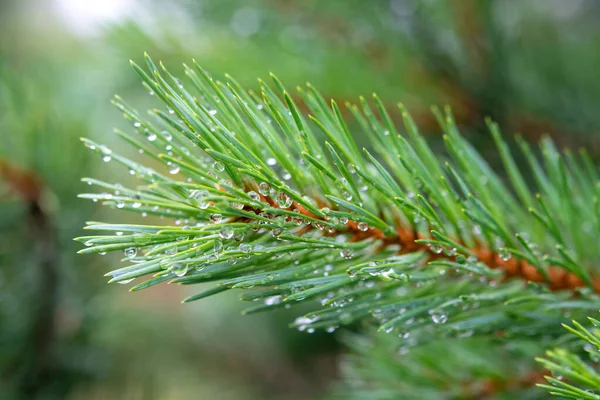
[{"left": 243, "top": 186, "right": 599, "bottom": 295}]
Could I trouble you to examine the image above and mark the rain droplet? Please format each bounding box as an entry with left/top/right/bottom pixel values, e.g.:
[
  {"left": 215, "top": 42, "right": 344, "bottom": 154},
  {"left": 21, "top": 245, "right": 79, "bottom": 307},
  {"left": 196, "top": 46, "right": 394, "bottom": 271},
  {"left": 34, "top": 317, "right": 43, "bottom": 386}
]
[
  {"left": 267, "top": 158, "right": 277, "bottom": 166},
  {"left": 430, "top": 309, "right": 448, "bottom": 324},
  {"left": 115, "top": 200, "right": 125, "bottom": 209},
  {"left": 124, "top": 247, "right": 137, "bottom": 259},
  {"left": 214, "top": 240, "right": 223, "bottom": 254},
  {"left": 248, "top": 191, "right": 260, "bottom": 202},
  {"left": 340, "top": 249, "right": 353, "bottom": 259},
  {"left": 219, "top": 226, "right": 234, "bottom": 239},
  {"left": 265, "top": 295, "right": 281, "bottom": 305},
  {"left": 147, "top": 132, "right": 157, "bottom": 141},
  {"left": 357, "top": 222, "right": 368, "bottom": 232},
  {"left": 169, "top": 263, "right": 188, "bottom": 277},
  {"left": 271, "top": 228, "right": 283, "bottom": 237},
  {"left": 234, "top": 231, "right": 245, "bottom": 241},
  {"left": 118, "top": 278, "right": 135, "bottom": 285},
  {"left": 102, "top": 155, "right": 112, "bottom": 162},
  {"left": 231, "top": 202, "right": 244, "bottom": 210},
  {"left": 239, "top": 243, "right": 251, "bottom": 253},
  {"left": 499, "top": 249, "right": 511, "bottom": 261},
  {"left": 210, "top": 213, "right": 223, "bottom": 223},
  {"left": 190, "top": 189, "right": 210, "bottom": 209},
  {"left": 275, "top": 192, "right": 293, "bottom": 208},
  {"left": 213, "top": 161, "right": 225, "bottom": 172},
  {"left": 258, "top": 182, "right": 271, "bottom": 196},
  {"left": 430, "top": 244, "right": 443, "bottom": 254},
  {"left": 169, "top": 164, "right": 180, "bottom": 175}
]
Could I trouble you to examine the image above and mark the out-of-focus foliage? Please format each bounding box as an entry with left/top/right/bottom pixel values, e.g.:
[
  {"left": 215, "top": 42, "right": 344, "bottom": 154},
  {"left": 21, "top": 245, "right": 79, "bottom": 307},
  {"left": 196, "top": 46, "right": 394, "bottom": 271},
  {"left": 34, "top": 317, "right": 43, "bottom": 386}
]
[{"left": 339, "top": 331, "right": 546, "bottom": 400}]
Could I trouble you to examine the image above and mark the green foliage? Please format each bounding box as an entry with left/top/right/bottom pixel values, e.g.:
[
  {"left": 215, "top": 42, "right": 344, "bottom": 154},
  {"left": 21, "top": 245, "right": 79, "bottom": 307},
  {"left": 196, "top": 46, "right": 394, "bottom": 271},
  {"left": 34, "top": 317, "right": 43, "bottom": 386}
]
[
  {"left": 339, "top": 330, "right": 545, "bottom": 400},
  {"left": 537, "top": 317, "right": 600, "bottom": 399},
  {"left": 77, "top": 55, "right": 600, "bottom": 345}
]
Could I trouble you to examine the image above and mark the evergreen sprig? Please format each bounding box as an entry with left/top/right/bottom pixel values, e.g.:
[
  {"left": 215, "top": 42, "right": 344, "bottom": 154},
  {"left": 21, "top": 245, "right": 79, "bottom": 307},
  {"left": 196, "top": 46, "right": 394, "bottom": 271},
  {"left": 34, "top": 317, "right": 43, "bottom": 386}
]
[
  {"left": 537, "top": 317, "right": 600, "bottom": 399},
  {"left": 77, "top": 54, "right": 600, "bottom": 341},
  {"left": 339, "top": 330, "right": 545, "bottom": 399}
]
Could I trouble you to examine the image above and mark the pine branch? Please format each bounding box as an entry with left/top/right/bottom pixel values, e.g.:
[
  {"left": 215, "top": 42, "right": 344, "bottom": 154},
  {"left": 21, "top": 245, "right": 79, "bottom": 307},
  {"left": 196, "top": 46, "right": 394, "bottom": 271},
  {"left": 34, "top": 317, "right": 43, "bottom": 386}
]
[
  {"left": 77, "top": 54, "right": 600, "bottom": 341},
  {"left": 338, "top": 330, "right": 547, "bottom": 400},
  {"left": 537, "top": 317, "right": 600, "bottom": 399}
]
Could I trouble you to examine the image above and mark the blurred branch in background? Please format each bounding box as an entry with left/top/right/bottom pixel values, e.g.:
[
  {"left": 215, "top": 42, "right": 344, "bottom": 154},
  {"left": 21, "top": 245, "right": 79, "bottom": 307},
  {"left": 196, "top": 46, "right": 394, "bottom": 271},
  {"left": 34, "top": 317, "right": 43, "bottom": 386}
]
[{"left": 0, "top": 159, "right": 58, "bottom": 398}]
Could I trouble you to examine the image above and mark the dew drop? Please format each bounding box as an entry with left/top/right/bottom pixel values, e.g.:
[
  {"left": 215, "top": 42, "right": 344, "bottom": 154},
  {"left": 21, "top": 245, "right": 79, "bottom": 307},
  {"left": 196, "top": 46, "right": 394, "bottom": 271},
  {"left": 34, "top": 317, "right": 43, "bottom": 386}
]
[
  {"left": 214, "top": 240, "right": 223, "bottom": 254},
  {"left": 430, "top": 309, "right": 448, "bottom": 324},
  {"left": 275, "top": 192, "right": 292, "bottom": 208},
  {"left": 271, "top": 228, "right": 283, "bottom": 237},
  {"left": 340, "top": 248, "right": 354, "bottom": 259},
  {"left": 147, "top": 133, "right": 157, "bottom": 142},
  {"left": 248, "top": 191, "right": 260, "bottom": 202},
  {"left": 258, "top": 182, "right": 271, "bottom": 196},
  {"left": 169, "top": 164, "right": 180, "bottom": 175},
  {"left": 213, "top": 161, "right": 225, "bottom": 172},
  {"left": 219, "top": 226, "right": 234, "bottom": 239},
  {"left": 357, "top": 222, "right": 368, "bottom": 232},
  {"left": 118, "top": 278, "right": 135, "bottom": 285},
  {"left": 124, "top": 247, "right": 137, "bottom": 259},
  {"left": 239, "top": 243, "right": 251, "bottom": 253},
  {"left": 234, "top": 231, "right": 245, "bottom": 241},
  {"left": 267, "top": 158, "right": 277, "bottom": 166},
  {"left": 265, "top": 295, "right": 281, "bottom": 305},
  {"left": 102, "top": 155, "right": 112, "bottom": 163},
  {"left": 190, "top": 189, "right": 210, "bottom": 209},
  {"left": 169, "top": 263, "right": 188, "bottom": 277},
  {"left": 231, "top": 202, "right": 244, "bottom": 210},
  {"left": 499, "top": 249, "right": 511, "bottom": 261},
  {"left": 430, "top": 244, "right": 443, "bottom": 254},
  {"left": 210, "top": 213, "right": 223, "bottom": 223}
]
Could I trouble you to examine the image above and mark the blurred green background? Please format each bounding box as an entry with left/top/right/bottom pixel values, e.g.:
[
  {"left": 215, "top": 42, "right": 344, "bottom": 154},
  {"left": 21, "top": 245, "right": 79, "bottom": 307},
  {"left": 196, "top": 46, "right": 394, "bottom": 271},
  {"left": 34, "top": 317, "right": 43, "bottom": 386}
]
[{"left": 1, "top": 0, "right": 600, "bottom": 399}]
